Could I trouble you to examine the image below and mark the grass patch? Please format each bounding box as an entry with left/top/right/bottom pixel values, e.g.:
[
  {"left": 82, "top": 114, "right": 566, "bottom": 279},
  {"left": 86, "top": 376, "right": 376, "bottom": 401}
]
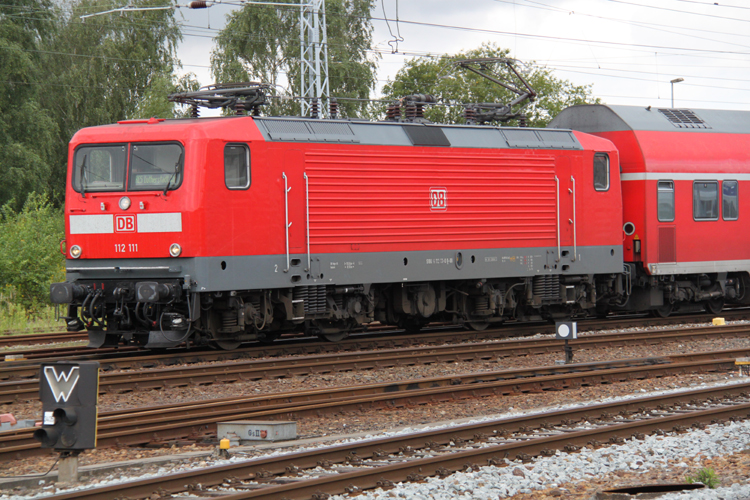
[
  {"left": 686, "top": 467, "right": 720, "bottom": 489},
  {"left": 0, "top": 291, "right": 61, "bottom": 334}
]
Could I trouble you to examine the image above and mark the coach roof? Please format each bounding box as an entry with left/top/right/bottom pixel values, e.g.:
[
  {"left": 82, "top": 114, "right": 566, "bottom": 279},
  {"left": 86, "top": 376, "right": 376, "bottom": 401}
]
[{"left": 549, "top": 104, "right": 750, "bottom": 135}]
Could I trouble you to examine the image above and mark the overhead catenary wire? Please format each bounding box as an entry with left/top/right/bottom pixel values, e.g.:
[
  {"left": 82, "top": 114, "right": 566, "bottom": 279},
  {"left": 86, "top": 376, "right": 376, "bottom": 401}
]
[{"left": 3, "top": 2, "right": 750, "bottom": 106}]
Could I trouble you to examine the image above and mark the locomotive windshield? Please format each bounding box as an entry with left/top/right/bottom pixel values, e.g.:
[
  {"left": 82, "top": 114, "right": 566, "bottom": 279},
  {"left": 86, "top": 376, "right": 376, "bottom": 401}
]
[
  {"left": 72, "top": 142, "right": 183, "bottom": 193},
  {"left": 73, "top": 144, "right": 127, "bottom": 192}
]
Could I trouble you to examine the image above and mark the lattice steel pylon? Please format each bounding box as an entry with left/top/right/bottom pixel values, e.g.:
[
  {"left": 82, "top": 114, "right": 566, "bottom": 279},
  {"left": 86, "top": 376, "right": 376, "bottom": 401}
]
[{"left": 299, "top": 0, "right": 329, "bottom": 117}]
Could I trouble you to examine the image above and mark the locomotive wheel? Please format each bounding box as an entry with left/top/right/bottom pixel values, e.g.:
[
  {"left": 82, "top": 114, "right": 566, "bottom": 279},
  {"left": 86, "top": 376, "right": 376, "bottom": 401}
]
[
  {"left": 651, "top": 304, "right": 673, "bottom": 318},
  {"left": 319, "top": 331, "right": 349, "bottom": 342},
  {"left": 210, "top": 335, "right": 242, "bottom": 350},
  {"left": 705, "top": 298, "right": 724, "bottom": 315},
  {"left": 256, "top": 331, "right": 280, "bottom": 345},
  {"left": 313, "top": 320, "right": 351, "bottom": 342},
  {"left": 595, "top": 305, "right": 610, "bottom": 319},
  {"left": 207, "top": 311, "right": 242, "bottom": 350},
  {"left": 399, "top": 318, "right": 427, "bottom": 333},
  {"left": 467, "top": 321, "right": 490, "bottom": 331}
]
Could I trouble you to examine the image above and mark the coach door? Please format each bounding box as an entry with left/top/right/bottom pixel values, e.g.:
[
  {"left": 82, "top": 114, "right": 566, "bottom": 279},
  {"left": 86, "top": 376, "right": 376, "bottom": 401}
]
[{"left": 656, "top": 180, "right": 676, "bottom": 263}]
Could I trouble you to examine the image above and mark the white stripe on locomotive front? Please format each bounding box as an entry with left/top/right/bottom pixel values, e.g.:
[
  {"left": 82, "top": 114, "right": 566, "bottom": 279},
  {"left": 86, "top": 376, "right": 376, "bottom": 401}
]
[{"left": 68, "top": 213, "right": 182, "bottom": 234}]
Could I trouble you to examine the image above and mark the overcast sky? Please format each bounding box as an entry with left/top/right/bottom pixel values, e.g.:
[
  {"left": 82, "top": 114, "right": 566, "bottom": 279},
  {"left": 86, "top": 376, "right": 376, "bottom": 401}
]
[{"left": 175, "top": 0, "right": 750, "bottom": 112}]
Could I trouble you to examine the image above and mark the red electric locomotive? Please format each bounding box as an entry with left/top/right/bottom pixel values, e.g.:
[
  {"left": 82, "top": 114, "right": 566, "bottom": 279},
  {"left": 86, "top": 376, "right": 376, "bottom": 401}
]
[
  {"left": 551, "top": 104, "right": 750, "bottom": 316},
  {"left": 51, "top": 88, "right": 628, "bottom": 349}
]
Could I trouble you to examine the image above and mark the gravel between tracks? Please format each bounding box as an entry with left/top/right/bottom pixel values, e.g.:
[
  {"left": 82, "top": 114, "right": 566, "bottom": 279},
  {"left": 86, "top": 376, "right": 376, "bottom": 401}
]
[{"left": 2, "top": 321, "right": 750, "bottom": 498}]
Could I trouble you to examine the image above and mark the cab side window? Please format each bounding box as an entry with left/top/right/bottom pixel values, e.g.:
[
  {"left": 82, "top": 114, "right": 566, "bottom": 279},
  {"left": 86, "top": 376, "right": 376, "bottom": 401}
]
[
  {"left": 657, "top": 180, "right": 674, "bottom": 222},
  {"left": 723, "top": 180, "right": 738, "bottom": 220},
  {"left": 693, "top": 181, "right": 719, "bottom": 220},
  {"left": 593, "top": 153, "right": 609, "bottom": 191},
  {"left": 225, "top": 144, "right": 250, "bottom": 189}
]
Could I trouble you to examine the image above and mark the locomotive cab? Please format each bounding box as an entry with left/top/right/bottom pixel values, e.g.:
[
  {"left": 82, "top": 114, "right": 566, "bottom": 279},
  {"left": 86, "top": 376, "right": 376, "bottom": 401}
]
[{"left": 52, "top": 120, "right": 199, "bottom": 348}]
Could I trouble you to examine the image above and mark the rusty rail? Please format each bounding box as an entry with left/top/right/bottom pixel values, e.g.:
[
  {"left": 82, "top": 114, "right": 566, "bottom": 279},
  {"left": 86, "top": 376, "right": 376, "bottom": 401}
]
[
  {"left": 1, "top": 351, "right": 747, "bottom": 462},
  {"left": 36, "top": 381, "right": 750, "bottom": 500}
]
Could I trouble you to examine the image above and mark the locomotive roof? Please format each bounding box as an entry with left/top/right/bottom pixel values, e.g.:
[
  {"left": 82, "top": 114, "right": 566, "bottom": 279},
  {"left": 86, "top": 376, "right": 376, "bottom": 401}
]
[
  {"left": 251, "top": 117, "right": 584, "bottom": 150},
  {"left": 549, "top": 104, "right": 750, "bottom": 135}
]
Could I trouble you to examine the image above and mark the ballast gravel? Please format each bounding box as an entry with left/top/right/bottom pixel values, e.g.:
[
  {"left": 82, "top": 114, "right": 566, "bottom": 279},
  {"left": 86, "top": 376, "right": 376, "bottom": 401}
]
[
  {"left": 330, "top": 419, "right": 750, "bottom": 500},
  {"left": 4, "top": 380, "right": 750, "bottom": 499}
]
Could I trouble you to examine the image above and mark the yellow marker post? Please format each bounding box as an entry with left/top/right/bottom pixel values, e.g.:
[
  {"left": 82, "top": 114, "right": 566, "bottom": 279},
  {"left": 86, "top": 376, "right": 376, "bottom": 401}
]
[{"left": 736, "top": 357, "right": 750, "bottom": 377}]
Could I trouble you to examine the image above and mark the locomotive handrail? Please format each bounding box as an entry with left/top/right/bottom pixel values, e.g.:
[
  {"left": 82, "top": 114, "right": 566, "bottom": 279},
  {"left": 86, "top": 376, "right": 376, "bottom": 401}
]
[
  {"left": 555, "top": 175, "right": 560, "bottom": 262},
  {"left": 571, "top": 175, "right": 577, "bottom": 262},
  {"left": 283, "top": 172, "right": 291, "bottom": 273},
  {"left": 304, "top": 172, "right": 311, "bottom": 273}
]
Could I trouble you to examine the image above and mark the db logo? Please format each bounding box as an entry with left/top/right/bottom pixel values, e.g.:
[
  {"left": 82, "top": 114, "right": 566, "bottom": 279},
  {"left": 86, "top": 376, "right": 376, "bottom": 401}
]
[
  {"left": 429, "top": 187, "right": 447, "bottom": 211},
  {"left": 115, "top": 215, "right": 136, "bottom": 232}
]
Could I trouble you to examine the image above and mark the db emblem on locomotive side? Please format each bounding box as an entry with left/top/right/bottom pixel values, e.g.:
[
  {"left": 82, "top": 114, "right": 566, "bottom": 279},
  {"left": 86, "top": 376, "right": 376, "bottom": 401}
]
[
  {"left": 430, "top": 187, "right": 447, "bottom": 211},
  {"left": 115, "top": 215, "right": 136, "bottom": 232}
]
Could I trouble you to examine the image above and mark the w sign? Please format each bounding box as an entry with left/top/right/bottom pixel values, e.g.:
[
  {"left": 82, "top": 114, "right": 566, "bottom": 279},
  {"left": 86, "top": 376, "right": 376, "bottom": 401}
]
[
  {"left": 35, "top": 361, "right": 99, "bottom": 450},
  {"left": 43, "top": 366, "right": 80, "bottom": 403}
]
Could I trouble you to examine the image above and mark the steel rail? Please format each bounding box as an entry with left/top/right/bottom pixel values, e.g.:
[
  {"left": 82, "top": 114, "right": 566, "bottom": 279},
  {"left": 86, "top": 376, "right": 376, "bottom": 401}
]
[
  {"left": 37, "top": 382, "right": 750, "bottom": 500},
  {"left": 0, "top": 352, "right": 746, "bottom": 461},
  {"left": 3, "top": 308, "right": 750, "bottom": 370},
  {"left": 3, "top": 322, "right": 750, "bottom": 401},
  {"left": 0, "top": 332, "right": 87, "bottom": 348}
]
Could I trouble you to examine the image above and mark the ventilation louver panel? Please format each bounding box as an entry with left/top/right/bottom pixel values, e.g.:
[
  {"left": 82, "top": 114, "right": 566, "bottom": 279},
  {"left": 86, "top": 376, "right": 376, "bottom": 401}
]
[
  {"left": 658, "top": 109, "right": 711, "bottom": 129},
  {"left": 533, "top": 275, "right": 560, "bottom": 302},
  {"left": 293, "top": 285, "right": 328, "bottom": 315}
]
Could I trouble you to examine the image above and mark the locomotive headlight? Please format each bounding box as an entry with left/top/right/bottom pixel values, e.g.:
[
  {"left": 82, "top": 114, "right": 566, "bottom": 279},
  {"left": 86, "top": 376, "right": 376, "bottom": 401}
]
[
  {"left": 118, "top": 196, "right": 131, "bottom": 210},
  {"left": 169, "top": 243, "right": 182, "bottom": 257},
  {"left": 70, "top": 245, "right": 82, "bottom": 259}
]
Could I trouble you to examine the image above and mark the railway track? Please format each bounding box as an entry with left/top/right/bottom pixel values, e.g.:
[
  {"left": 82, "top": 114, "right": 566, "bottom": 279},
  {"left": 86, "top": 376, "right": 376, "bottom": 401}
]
[
  {"left": 0, "top": 310, "right": 750, "bottom": 382},
  {"left": 0, "top": 331, "right": 87, "bottom": 349},
  {"left": 34, "top": 379, "right": 750, "bottom": 500},
  {"left": 1, "top": 348, "right": 747, "bottom": 462},
  {"left": 2, "top": 309, "right": 748, "bottom": 362},
  {"left": 2, "top": 322, "right": 750, "bottom": 403}
]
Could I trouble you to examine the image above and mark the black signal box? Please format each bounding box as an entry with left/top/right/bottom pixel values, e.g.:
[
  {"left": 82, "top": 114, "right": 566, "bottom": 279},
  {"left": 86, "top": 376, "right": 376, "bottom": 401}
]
[{"left": 34, "top": 361, "right": 99, "bottom": 451}]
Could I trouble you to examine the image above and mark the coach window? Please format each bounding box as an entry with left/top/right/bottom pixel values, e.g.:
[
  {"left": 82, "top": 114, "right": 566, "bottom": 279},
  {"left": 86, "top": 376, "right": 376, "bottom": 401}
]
[
  {"left": 593, "top": 153, "right": 609, "bottom": 191},
  {"left": 693, "top": 181, "right": 719, "bottom": 220},
  {"left": 723, "top": 180, "right": 739, "bottom": 220},
  {"left": 225, "top": 144, "right": 251, "bottom": 189},
  {"left": 657, "top": 180, "right": 675, "bottom": 222}
]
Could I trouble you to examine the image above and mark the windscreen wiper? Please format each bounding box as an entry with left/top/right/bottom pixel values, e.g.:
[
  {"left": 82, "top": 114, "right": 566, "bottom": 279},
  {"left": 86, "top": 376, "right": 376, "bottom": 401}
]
[
  {"left": 79, "top": 154, "right": 88, "bottom": 198},
  {"left": 163, "top": 152, "right": 183, "bottom": 196}
]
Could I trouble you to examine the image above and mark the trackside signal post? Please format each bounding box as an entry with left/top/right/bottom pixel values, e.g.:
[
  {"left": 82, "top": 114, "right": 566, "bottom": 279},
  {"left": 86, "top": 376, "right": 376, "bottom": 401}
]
[
  {"left": 555, "top": 321, "right": 577, "bottom": 364},
  {"left": 34, "top": 361, "right": 99, "bottom": 484}
]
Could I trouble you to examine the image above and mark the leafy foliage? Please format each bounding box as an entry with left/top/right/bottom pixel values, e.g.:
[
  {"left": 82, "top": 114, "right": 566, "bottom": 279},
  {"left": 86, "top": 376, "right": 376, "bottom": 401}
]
[
  {"left": 39, "top": 0, "right": 183, "bottom": 202},
  {"left": 211, "top": 0, "right": 378, "bottom": 117},
  {"left": 686, "top": 467, "right": 720, "bottom": 489},
  {"left": 381, "top": 43, "right": 598, "bottom": 127},
  {"left": 0, "top": 193, "right": 65, "bottom": 312},
  {"left": 0, "top": 0, "right": 58, "bottom": 210}
]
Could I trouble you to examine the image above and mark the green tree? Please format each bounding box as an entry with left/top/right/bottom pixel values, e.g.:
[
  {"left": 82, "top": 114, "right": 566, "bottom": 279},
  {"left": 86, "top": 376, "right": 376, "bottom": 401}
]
[
  {"left": 0, "top": 193, "right": 65, "bottom": 312},
  {"left": 40, "top": 0, "right": 183, "bottom": 202},
  {"left": 211, "top": 0, "right": 378, "bottom": 118},
  {"left": 134, "top": 72, "right": 202, "bottom": 120},
  {"left": 0, "top": 0, "right": 58, "bottom": 209},
  {"left": 381, "top": 43, "right": 598, "bottom": 127}
]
